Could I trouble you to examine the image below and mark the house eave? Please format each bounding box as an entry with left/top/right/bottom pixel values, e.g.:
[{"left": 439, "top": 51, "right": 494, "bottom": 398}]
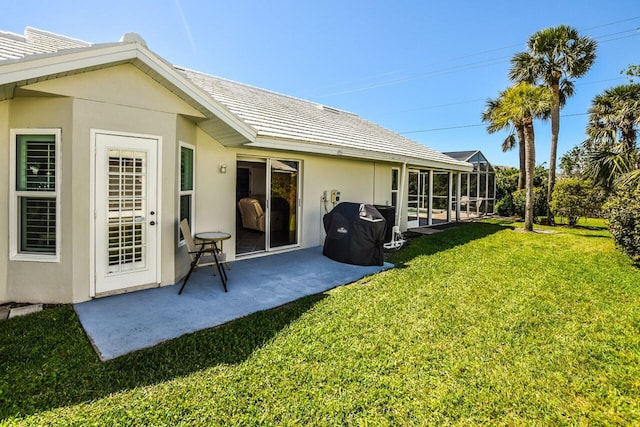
[
  {"left": 0, "top": 42, "right": 258, "bottom": 142},
  {"left": 247, "top": 137, "right": 474, "bottom": 172}
]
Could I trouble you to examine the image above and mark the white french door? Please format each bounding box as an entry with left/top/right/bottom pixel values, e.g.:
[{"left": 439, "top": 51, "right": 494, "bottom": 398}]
[{"left": 94, "top": 132, "right": 159, "bottom": 294}]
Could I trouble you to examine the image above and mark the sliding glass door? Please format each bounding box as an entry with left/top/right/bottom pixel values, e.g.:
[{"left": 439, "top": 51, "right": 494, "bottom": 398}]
[
  {"left": 270, "top": 159, "right": 299, "bottom": 248},
  {"left": 236, "top": 157, "right": 300, "bottom": 255}
]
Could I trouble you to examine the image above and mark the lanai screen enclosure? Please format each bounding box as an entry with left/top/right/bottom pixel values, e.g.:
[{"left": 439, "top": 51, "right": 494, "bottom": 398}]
[{"left": 406, "top": 150, "right": 495, "bottom": 227}]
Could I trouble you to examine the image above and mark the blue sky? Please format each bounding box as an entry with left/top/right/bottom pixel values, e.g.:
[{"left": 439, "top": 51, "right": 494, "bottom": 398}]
[{"left": 2, "top": 1, "right": 638, "bottom": 167}]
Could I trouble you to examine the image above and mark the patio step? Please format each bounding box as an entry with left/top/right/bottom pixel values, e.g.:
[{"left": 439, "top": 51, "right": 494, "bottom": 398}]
[{"left": 7, "top": 304, "right": 43, "bottom": 319}]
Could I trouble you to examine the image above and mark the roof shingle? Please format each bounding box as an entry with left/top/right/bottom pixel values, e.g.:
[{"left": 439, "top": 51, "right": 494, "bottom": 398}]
[
  {"left": 0, "top": 27, "right": 472, "bottom": 170},
  {"left": 178, "top": 67, "right": 470, "bottom": 168}
]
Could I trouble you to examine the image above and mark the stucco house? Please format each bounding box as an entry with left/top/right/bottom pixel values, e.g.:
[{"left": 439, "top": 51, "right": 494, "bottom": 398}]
[{"left": 1, "top": 27, "right": 474, "bottom": 304}]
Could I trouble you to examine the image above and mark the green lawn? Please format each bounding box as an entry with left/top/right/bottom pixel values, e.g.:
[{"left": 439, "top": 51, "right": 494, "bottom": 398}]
[{"left": 2, "top": 219, "right": 639, "bottom": 425}]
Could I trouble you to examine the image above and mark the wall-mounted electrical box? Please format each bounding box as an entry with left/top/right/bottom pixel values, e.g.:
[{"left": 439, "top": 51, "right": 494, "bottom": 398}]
[{"left": 323, "top": 190, "right": 341, "bottom": 204}]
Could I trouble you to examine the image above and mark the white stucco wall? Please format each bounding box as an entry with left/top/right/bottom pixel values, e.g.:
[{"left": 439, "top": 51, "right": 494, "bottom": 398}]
[
  {"left": 1, "top": 63, "right": 407, "bottom": 304},
  {"left": 3, "top": 65, "right": 205, "bottom": 303}
]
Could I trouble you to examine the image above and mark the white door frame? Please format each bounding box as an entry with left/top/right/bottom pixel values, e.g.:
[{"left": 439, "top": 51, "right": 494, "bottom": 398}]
[
  {"left": 267, "top": 157, "right": 301, "bottom": 251},
  {"left": 236, "top": 156, "right": 301, "bottom": 256},
  {"left": 89, "top": 129, "right": 162, "bottom": 297}
]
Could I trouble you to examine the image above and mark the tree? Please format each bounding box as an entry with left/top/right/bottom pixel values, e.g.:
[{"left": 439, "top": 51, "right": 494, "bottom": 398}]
[
  {"left": 549, "top": 179, "right": 598, "bottom": 226},
  {"left": 485, "top": 83, "right": 553, "bottom": 231},
  {"left": 510, "top": 25, "right": 597, "bottom": 224},
  {"left": 583, "top": 83, "right": 640, "bottom": 191},
  {"left": 483, "top": 96, "right": 526, "bottom": 190},
  {"left": 559, "top": 145, "right": 587, "bottom": 178},
  {"left": 622, "top": 64, "right": 640, "bottom": 83}
]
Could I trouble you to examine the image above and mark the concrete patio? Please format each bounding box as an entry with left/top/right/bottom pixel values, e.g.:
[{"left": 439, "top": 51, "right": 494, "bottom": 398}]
[{"left": 74, "top": 246, "right": 392, "bottom": 361}]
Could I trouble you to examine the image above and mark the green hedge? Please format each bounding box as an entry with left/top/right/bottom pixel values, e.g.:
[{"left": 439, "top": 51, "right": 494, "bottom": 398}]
[{"left": 606, "top": 183, "right": 640, "bottom": 263}]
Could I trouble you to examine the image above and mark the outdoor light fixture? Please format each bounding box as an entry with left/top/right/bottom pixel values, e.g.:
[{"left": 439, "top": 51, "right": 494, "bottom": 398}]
[{"left": 218, "top": 162, "right": 227, "bottom": 173}]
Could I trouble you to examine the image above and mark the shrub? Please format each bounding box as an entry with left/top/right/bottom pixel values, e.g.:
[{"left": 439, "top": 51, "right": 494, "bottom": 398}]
[
  {"left": 605, "top": 183, "right": 640, "bottom": 263},
  {"left": 550, "top": 179, "right": 601, "bottom": 226},
  {"left": 512, "top": 187, "right": 547, "bottom": 221},
  {"left": 495, "top": 167, "right": 520, "bottom": 201},
  {"left": 495, "top": 194, "right": 516, "bottom": 216}
]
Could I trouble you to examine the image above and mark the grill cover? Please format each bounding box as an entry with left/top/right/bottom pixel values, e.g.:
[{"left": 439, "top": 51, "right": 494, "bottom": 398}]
[{"left": 322, "top": 202, "right": 386, "bottom": 266}]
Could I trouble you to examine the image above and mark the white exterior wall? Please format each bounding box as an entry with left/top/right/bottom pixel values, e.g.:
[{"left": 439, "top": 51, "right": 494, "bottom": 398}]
[
  {"left": 1, "top": 63, "right": 412, "bottom": 304},
  {"left": 190, "top": 141, "right": 398, "bottom": 260},
  {"left": 2, "top": 65, "right": 205, "bottom": 303},
  {"left": 5, "top": 97, "right": 75, "bottom": 303}
]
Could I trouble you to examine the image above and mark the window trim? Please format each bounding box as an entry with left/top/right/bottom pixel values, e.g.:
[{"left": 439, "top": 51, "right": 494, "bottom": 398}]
[
  {"left": 178, "top": 141, "right": 195, "bottom": 247},
  {"left": 9, "top": 128, "right": 62, "bottom": 262}
]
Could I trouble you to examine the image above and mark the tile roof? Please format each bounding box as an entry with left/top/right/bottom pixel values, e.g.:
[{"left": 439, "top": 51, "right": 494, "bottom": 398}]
[
  {"left": 0, "top": 27, "right": 472, "bottom": 170},
  {"left": 178, "top": 67, "right": 469, "bottom": 168},
  {"left": 0, "top": 27, "right": 89, "bottom": 61}
]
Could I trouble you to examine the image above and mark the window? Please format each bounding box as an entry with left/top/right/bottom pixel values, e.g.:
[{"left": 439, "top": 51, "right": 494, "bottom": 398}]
[
  {"left": 10, "top": 129, "right": 61, "bottom": 261},
  {"left": 391, "top": 168, "right": 399, "bottom": 208},
  {"left": 179, "top": 142, "right": 195, "bottom": 245}
]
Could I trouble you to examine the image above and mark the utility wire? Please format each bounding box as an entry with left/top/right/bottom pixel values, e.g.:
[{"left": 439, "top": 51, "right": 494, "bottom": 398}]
[
  {"left": 311, "top": 18, "right": 639, "bottom": 100},
  {"left": 400, "top": 112, "right": 591, "bottom": 135}
]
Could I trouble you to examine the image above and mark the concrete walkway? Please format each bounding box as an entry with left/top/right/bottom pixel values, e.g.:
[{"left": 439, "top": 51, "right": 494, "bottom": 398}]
[{"left": 74, "top": 247, "right": 392, "bottom": 361}]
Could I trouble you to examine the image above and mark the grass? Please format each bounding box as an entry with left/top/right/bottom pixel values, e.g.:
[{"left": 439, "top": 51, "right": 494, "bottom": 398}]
[{"left": 1, "top": 219, "right": 639, "bottom": 425}]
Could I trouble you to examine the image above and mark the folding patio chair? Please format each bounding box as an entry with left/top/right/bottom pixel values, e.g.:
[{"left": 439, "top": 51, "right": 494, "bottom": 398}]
[{"left": 180, "top": 219, "right": 218, "bottom": 273}]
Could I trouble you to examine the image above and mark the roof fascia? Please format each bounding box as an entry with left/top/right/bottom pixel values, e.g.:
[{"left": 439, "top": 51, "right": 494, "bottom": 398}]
[
  {"left": 0, "top": 43, "right": 134, "bottom": 85},
  {"left": 0, "top": 42, "right": 257, "bottom": 141},
  {"left": 132, "top": 46, "right": 257, "bottom": 141},
  {"left": 248, "top": 137, "right": 474, "bottom": 172}
]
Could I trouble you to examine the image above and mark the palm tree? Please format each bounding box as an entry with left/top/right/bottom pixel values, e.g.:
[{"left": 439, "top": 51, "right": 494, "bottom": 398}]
[
  {"left": 509, "top": 25, "right": 597, "bottom": 224},
  {"left": 485, "top": 83, "right": 553, "bottom": 231},
  {"left": 482, "top": 94, "right": 526, "bottom": 190},
  {"left": 584, "top": 83, "right": 640, "bottom": 190}
]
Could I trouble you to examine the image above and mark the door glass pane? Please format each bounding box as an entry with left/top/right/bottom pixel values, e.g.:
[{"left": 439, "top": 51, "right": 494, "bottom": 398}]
[
  {"left": 391, "top": 169, "right": 399, "bottom": 191},
  {"left": 432, "top": 172, "right": 449, "bottom": 223},
  {"left": 469, "top": 174, "right": 478, "bottom": 198},
  {"left": 107, "top": 149, "right": 147, "bottom": 274},
  {"left": 270, "top": 159, "right": 298, "bottom": 248},
  {"left": 488, "top": 174, "right": 495, "bottom": 198},
  {"left": 408, "top": 171, "right": 418, "bottom": 222},
  {"left": 236, "top": 160, "right": 267, "bottom": 255},
  {"left": 461, "top": 173, "right": 468, "bottom": 196},
  {"left": 419, "top": 172, "right": 430, "bottom": 226}
]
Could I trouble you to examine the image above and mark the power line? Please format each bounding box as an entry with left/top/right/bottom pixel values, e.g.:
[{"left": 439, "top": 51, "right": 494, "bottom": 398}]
[
  {"left": 313, "top": 56, "right": 509, "bottom": 99},
  {"left": 381, "top": 31, "right": 636, "bottom": 118},
  {"left": 581, "top": 16, "right": 640, "bottom": 31},
  {"left": 399, "top": 111, "right": 591, "bottom": 135},
  {"left": 392, "top": 98, "right": 486, "bottom": 114},
  {"left": 400, "top": 123, "right": 486, "bottom": 134},
  {"left": 387, "top": 77, "right": 625, "bottom": 116},
  {"left": 310, "top": 19, "right": 639, "bottom": 100}
]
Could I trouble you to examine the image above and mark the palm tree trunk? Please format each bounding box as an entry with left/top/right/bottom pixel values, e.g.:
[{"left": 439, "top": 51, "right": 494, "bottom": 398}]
[
  {"left": 524, "top": 118, "right": 536, "bottom": 232},
  {"left": 516, "top": 124, "right": 526, "bottom": 190},
  {"left": 547, "top": 82, "right": 561, "bottom": 225}
]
